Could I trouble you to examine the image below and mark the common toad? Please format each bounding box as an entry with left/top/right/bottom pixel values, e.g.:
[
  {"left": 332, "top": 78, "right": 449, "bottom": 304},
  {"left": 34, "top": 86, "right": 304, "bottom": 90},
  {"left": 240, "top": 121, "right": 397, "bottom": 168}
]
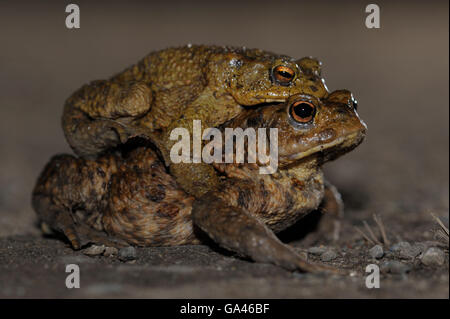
[{"left": 34, "top": 90, "right": 366, "bottom": 272}]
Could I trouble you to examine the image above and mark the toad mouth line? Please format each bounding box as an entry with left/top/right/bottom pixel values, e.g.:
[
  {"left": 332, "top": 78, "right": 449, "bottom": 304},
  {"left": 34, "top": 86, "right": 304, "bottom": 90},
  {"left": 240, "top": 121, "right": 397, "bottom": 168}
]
[{"left": 283, "top": 131, "right": 364, "bottom": 163}]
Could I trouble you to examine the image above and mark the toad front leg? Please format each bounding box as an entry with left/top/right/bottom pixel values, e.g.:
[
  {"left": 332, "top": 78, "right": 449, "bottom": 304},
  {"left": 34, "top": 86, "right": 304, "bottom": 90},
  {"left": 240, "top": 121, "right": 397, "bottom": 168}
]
[
  {"left": 317, "top": 180, "right": 344, "bottom": 241},
  {"left": 63, "top": 80, "right": 152, "bottom": 158},
  {"left": 192, "top": 193, "right": 336, "bottom": 273}
]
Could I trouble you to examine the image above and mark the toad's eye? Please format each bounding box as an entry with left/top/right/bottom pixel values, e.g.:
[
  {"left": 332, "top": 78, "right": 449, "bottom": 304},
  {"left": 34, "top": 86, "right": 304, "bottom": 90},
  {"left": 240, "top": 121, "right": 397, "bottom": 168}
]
[
  {"left": 272, "top": 65, "right": 296, "bottom": 86},
  {"left": 289, "top": 101, "right": 316, "bottom": 123}
]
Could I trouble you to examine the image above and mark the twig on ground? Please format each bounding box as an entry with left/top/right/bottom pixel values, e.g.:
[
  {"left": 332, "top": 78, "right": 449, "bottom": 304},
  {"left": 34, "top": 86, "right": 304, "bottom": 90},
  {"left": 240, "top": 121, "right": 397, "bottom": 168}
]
[
  {"left": 430, "top": 212, "right": 449, "bottom": 250},
  {"left": 373, "top": 214, "right": 390, "bottom": 246},
  {"left": 363, "top": 220, "right": 382, "bottom": 245},
  {"left": 430, "top": 212, "right": 449, "bottom": 236},
  {"left": 355, "top": 214, "right": 390, "bottom": 246},
  {"left": 354, "top": 226, "right": 376, "bottom": 245},
  {"left": 436, "top": 230, "right": 449, "bottom": 243}
]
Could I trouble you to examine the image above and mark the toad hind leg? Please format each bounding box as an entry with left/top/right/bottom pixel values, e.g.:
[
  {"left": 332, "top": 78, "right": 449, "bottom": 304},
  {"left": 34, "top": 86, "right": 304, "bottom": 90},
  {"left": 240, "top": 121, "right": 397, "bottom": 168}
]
[
  {"left": 192, "top": 193, "right": 339, "bottom": 273},
  {"left": 32, "top": 154, "right": 127, "bottom": 249}
]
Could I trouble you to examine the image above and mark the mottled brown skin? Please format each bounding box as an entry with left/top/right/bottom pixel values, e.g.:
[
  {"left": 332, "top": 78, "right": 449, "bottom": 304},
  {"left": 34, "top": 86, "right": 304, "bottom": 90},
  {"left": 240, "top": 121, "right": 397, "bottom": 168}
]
[
  {"left": 62, "top": 45, "right": 329, "bottom": 196},
  {"left": 34, "top": 90, "right": 366, "bottom": 272}
]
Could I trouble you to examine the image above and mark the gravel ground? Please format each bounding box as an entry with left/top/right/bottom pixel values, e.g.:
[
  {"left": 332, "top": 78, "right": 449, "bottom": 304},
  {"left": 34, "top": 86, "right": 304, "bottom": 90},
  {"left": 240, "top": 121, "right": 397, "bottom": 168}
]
[{"left": 0, "top": 0, "right": 448, "bottom": 298}]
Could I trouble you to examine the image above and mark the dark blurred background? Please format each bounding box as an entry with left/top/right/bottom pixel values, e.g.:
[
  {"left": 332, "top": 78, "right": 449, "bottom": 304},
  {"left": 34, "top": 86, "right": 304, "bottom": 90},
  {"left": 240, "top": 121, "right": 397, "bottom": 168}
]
[{"left": 0, "top": 0, "right": 448, "bottom": 298}]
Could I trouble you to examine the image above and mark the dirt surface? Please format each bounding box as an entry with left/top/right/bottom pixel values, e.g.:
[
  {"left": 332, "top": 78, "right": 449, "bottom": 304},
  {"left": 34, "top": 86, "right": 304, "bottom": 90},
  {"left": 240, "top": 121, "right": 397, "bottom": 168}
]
[{"left": 0, "top": 0, "right": 448, "bottom": 298}]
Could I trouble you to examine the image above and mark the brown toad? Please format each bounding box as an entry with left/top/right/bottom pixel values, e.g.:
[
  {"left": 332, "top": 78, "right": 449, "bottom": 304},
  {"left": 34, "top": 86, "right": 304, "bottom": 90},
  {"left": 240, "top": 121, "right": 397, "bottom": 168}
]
[
  {"left": 33, "top": 90, "right": 366, "bottom": 272},
  {"left": 63, "top": 45, "right": 329, "bottom": 196}
]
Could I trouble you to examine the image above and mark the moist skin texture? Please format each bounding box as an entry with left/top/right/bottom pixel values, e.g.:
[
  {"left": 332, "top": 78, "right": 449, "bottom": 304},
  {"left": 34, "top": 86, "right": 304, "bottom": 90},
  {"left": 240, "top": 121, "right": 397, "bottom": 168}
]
[
  {"left": 62, "top": 45, "right": 330, "bottom": 196},
  {"left": 34, "top": 90, "right": 366, "bottom": 272}
]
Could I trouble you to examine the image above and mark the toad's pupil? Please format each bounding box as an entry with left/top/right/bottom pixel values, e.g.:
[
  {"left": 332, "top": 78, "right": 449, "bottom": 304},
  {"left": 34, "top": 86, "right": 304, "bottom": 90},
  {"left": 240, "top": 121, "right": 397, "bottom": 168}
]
[
  {"left": 278, "top": 71, "right": 293, "bottom": 79},
  {"left": 294, "top": 103, "right": 313, "bottom": 118}
]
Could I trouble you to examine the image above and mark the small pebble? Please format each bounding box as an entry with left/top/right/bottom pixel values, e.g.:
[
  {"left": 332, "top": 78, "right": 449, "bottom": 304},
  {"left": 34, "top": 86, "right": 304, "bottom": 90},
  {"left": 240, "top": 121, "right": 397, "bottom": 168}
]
[
  {"left": 380, "top": 261, "right": 411, "bottom": 275},
  {"left": 401, "top": 247, "right": 422, "bottom": 259},
  {"left": 369, "top": 245, "right": 384, "bottom": 259},
  {"left": 103, "top": 247, "right": 118, "bottom": 257},
  {"left": 308, "top": 246, "right": 327, "bottom": 256},
  {"left": 390, "top": 241, "right": 411, "bottom": 252},
  {"left": 118, "top": 246, "right": 137, "bottom": 261},
  {"left": 411, "top": 242, "right": 428, "bottom": 256},
  {"left": 320, "top": 250, "right": 338, "bottom": 262},
  {"left": 82, "top": 245, "right": 105, "bottom": 256},
  {"left": 421, "top": 247, "right": 445, "bottom": 267},
  {"left": 390, "top": 241, "right": 421, "bottom": 259}
]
